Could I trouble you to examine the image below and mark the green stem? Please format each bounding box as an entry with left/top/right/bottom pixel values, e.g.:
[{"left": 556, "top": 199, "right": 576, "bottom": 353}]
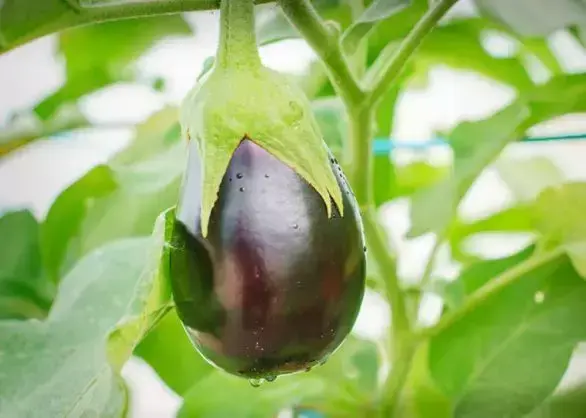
[
  {"left": 364, "top": 0, "right": 459, "bottom": 107},
  {"left": 420, "top": 247, "right": 564, "bottom": 339},
  {"left": 414, "top": 237, "right": 443, "bottom": 312},
  {"left": 347, "top": 107, "right": 373, "bottom": 205},
  {"left": 277, "top": 0, "right": 365, "bottom": 109},
  {"left": 0, "top": 0, "right": 274, "bottom": 56},
  {"left": 216, "top": 0, "right": 261, "bottom": 69}
]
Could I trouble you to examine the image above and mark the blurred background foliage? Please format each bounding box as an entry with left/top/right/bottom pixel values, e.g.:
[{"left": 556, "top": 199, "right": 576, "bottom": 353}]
[{"left": 2, "top": 0, "right": 586, "bottom": 417}]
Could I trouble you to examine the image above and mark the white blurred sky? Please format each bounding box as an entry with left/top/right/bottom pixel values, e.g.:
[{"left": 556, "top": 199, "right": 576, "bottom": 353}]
[{"left": 2, "top": 4, "right": 586, "bottom": 417}]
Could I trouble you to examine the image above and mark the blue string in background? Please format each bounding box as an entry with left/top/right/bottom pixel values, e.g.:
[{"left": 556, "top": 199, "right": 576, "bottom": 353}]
[{"left": 371, "top": 132, "right": 586, "bottom": 155}]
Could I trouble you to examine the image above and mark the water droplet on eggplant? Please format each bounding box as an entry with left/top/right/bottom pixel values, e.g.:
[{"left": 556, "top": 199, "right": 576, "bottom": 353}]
[{"left": 249, "top": 378, "right": 264, "bottom": 388}]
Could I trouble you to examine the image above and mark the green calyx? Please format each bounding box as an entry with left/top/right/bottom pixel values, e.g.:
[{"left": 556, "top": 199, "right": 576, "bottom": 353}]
[{"left": 179, "top": 0, "right": 344, "bottom": 238}]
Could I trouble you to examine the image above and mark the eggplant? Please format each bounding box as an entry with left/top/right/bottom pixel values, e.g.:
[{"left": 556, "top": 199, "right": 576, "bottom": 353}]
[{"left": 169, "top": 137, "right": 366, "bottom": 381}]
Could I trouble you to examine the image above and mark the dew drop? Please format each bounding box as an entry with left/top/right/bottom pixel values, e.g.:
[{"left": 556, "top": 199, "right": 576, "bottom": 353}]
[
  {"left": 292, "top": 223, "right": 299, "bottom": 230},
  {"left": 305, "top": 366, "right": 313, "bottom": 373},
  {"left": 264, "top": 174, "right": 270, "bottom": 178},
  {"left": 265, "top": 375, "right": 277, "bottom": 383},
  {"left": 330, "top": 157, "right": 335, "bottom": 163},
  {"left": 239, "top": 187, "right": 245, "bottom": 192},
  {"left": 249, "top": 378, "right": 264, "bottom": 388},
  {"left": 229, "top": 177, "right": 232, "bottom": 182},
  {"left": 363, "top": 246, "right": 367, "bottom": 252},
  {"left": 236, "top": 173, "right": 243, "bottom": 179}
]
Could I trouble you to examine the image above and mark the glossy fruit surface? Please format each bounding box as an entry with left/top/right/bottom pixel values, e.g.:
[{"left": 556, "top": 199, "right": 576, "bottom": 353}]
[{"left": 169, "top": 138, "right": 366, "bottom": 379}]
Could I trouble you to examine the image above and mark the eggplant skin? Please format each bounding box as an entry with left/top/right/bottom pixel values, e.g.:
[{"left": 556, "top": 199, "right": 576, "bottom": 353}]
[{"left": 169, "top": 138, "right": 366, "bottom": 379}]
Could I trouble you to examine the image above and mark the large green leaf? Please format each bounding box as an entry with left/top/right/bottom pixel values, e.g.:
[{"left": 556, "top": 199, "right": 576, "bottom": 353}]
[
  {"left": 0, "top": 211, "right": 171, "bottom": 417},
  {"left": 179, "top": 336, "right": 379, "bottom": 418},
  {"left": 134, "top": 309, "right": 213, "bottom": 396},
  {"left": 0, "top": 210, "right": 54, "bottom": 319},
  {"left": 41, "top": 108, "right": 183, "bottom": 280},
  {"left": 430, "top": 252, "right": 586, "bottom": 418},
  {"left": 34, "top": 16, "right": 191, "bottom": 119},
  {"left": 409, "top": 74, "right": 586, "bottom": 238},
  {"left": 475, "top": 0, "right": 586, "bottom": 36}
]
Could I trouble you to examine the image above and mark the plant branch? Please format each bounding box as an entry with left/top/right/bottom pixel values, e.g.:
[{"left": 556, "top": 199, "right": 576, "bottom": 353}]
[
  {"left": 364, "top": 0, "right": 459, "bottom": 107},
  {"left": 277, "top": 0, "right": 366, "bottom": 109},
  {"left": 420, "top": 247, "right": 565, "bottom": 339},
  {"left": 0, "top": 118, "right": 132, "bottom": 157},
  {"left": 0, "top": 0, "right": 274, "bottom": 55}
]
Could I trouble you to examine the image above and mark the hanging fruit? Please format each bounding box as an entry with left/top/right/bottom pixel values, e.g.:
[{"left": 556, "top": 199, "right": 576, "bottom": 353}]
[{"left": 168, "top": 0, "right": 366, "bottom": 383}]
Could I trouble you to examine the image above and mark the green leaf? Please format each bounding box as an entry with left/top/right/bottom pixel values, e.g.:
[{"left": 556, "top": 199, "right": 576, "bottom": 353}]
[
  {"left": 475, "top": 0, "right": 586, "bottom": 36},
  {"left": 366, "top": 6, "right": 533, "bottom": 90},
  {"left": 0, "top": 210, "right": 55, "bottom": 319},
  {"left": 526, "top": 380, "right": 586, "bottom": 418},
  {"left": 496, "top": 156, "right": 565, "bottom": 202},
  {"left": 179, "top": 336, "right": 379, "bottom": 417},
  {"left": 430, "top": 252, "right": 586, "bottom": 418},
  {"left": 409, "top": 74, "right": 586, "bottom": 238},
  {"left": 409, "top": 102, "right": 530, "bottom": 238},
  {"left": 179, "top": 372, "right": 326, "bottom": 418},
  {"left": 181, "top": 65, "right": 343, "bottom": 237},
  {"left": 0, "top": 211, "right": 171, "bottom": 417},
  {"left": 41, "top": 109, "right": 183, "bottom": 280},
  {"left": 448, "top": 204, "right": 535, "bottom": 263},
  {"left": 135, "top": 309, "right": 213, "bottom": 396},
  {"left": 34, "top": 16, "right": 191, "bottom": 119},
  {"left": 341, "top": 0, "right": 410, "bottom": 56},
  {"left": 415, "top": 19, "right": 534, "bottom": 91},
  {"left": 532, "top": 183, "right": 586, "bottom": 278}
]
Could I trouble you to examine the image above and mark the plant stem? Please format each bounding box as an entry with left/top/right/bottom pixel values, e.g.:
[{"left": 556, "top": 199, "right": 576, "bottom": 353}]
[
  {"left": 364, "top": 0, "right": 459, "bottom": 107},
  {"left": 216, "top": 0, "right": 261, "bottom": 70},
  {"left": 277, "top": 0, "right": 365, "bottom": 109},
  {"left": 414, "top": 236, "right": 443, "bottom": 315},
  {"left": 420, "top": 247, "right": 564, "bottom": 339},
  {"left": 0, "top": 0, "right": 274, "bottom": 56},
  {"left": 0, "top": 119, "right": 132, "bottom": 157}
]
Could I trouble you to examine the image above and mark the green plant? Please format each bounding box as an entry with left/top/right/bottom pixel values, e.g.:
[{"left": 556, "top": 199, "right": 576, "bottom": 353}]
[{"left": 2, "top": 0, "right": 586, "bottom": 417}]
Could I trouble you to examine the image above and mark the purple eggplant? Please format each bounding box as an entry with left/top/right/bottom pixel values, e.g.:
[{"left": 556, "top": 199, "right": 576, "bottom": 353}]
[{"left": 169, "top": 138, "right": 366, "bottom": 380}]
